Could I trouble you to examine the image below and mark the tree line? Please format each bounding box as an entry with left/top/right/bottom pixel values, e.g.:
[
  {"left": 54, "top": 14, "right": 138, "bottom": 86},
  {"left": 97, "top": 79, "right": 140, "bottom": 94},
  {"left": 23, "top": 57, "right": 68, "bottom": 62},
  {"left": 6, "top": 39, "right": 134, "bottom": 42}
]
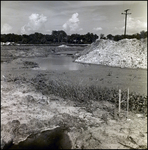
[
  {"left": 101, "top": 30, "right": 147, "bottom": 41},
  {"left": 1, "top": 30, "right": 147, "bottom": 44},
  {"left": 1, "top": 31, "right": 98, "bottom": 44}
]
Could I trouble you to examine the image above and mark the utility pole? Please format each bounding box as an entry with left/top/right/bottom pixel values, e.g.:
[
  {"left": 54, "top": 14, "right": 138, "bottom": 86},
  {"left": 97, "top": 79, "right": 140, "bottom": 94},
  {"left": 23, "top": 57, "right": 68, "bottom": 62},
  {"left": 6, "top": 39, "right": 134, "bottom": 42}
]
[{"left": 121, "top": 9, "right": 131, "bottom": 35}]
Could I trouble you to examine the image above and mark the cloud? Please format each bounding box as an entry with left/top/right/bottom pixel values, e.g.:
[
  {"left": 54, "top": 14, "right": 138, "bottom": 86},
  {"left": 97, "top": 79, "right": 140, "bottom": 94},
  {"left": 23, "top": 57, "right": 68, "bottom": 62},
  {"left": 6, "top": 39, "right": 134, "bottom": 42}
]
[
  {"left": 93, "top": 27, "right": 102, "bottom": 31},
  {"left": 21, "top": 13, "right": 47, "bottom": 34},
  {"left": 1, "top": 23, "right": 12, "bottom": 34},
  {"left": 112, "top": 16, "right": 147, "bottom": 35},
  {"left": 64, "top": 1, "right": 140, "bottom": 8},
  {"left": 63, "top": 13, "right": 82, "bottom": 33},
  {"left": 79, "top": 28, "right": 83, "bottom": 31},
  {"left": 126, "top": 16, "right": 147, "bottom": 33}
]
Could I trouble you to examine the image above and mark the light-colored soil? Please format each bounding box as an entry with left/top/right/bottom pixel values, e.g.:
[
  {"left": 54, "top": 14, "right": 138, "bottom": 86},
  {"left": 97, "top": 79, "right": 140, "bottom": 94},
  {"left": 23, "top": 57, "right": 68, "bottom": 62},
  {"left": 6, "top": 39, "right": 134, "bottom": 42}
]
[
  {"left": 1, "top": 46, "right": 147, "bottom": 149},
  {"left": 75, "top": 38, "right": 147, "bottom": 69}
]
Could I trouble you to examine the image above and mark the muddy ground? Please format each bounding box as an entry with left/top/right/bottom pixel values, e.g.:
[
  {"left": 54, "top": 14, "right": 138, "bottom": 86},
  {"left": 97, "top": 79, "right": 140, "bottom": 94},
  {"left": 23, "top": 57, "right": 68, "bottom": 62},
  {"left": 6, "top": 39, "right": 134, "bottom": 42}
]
[{"left": 1, "top": 45, "right": 147, "bottom": 149}]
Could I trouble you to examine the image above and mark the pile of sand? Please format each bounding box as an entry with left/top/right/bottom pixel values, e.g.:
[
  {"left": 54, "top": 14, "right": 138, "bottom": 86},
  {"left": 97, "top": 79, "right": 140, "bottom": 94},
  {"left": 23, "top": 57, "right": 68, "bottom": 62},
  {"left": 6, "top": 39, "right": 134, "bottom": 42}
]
[
  {"left": 75, "top": 38, "right": 147, "bottom": 69},
  {"left": 58, "top": 44, "right": 69, "bottom": 48}
]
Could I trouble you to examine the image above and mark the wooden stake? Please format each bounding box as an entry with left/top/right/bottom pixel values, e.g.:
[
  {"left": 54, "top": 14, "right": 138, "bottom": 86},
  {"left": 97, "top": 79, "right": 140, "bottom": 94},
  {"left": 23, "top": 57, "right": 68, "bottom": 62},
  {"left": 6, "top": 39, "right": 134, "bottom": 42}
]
[
  {"left": 127, "top": 88, "right": 129, "bottom": 118},
  {"left": 119, "top": 89, "right": 121, "bottom": 113}
]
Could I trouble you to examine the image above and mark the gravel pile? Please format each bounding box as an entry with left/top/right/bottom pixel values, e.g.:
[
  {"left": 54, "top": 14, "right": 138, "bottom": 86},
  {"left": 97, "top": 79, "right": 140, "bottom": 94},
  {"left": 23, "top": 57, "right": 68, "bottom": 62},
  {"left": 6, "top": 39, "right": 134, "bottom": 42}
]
[{"left": 75, "top": 38, "right": 147, "bottom": 69}]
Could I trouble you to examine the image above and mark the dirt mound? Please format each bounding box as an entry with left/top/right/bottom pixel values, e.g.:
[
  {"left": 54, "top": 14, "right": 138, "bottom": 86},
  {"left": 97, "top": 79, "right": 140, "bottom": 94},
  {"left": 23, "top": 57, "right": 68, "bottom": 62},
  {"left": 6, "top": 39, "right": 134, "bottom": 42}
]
[
  {"left": 75, "top": 38, "right": 147, "bottom": 69},
  {"left": 58, "top": 44, "right": 69, "bottom": 48}
]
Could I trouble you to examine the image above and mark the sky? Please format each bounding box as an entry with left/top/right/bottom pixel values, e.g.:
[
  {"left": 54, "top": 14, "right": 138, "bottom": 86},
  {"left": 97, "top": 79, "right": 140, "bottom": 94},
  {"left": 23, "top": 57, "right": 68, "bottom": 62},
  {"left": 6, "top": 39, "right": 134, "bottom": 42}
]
[{"left": 1, "top": 1, "right": 147, "bottom": 36}]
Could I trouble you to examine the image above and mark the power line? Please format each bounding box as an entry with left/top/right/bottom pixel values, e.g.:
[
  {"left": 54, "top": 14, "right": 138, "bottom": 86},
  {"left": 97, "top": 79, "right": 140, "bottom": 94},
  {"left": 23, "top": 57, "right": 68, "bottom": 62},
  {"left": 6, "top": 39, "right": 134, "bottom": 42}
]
[{"left": 121, "top": 9, "right": 131, "bottom": 35}]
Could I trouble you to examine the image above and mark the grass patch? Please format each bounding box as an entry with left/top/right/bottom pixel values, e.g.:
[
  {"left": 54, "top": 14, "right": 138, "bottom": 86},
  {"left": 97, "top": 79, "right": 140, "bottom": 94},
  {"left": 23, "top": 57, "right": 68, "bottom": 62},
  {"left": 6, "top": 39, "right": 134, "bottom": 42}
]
[
  {"left": 23, "top": 61, "right": 39, "bottom": 68},
  {"left": 3, "top": 73, "right": 147, "bottom": 115},
  {"left": 31, "top": 74, "right": 147, "bottom": 115}
]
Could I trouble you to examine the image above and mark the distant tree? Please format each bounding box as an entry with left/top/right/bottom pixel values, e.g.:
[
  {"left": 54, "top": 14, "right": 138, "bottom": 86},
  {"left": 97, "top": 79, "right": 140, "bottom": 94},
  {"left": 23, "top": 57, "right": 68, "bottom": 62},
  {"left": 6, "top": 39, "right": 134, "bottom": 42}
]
[
  {"left": 21, "top": 34, "right": 28, "bottom": 43},
  {"left": 45, "top": 34, "right": 53, "bottom": 43},
  {"left": 140, "top": 30, "right": 146, "bottom": 39},
  {"left": 5, "top": 33, "right": 15, "bottom": 42},
  {"left": 92, "top": 34, "right": 98, "bottom": 42},
  {"left": 135, "top": 33, "right": 141, "bottom": 40},
  {"left": 114, "top": 35, "right": 121, "bottom": 41},
  {"left": 69, "top": 34, "right": 81, "bottom": 44},
  {"left": 67, "top": 35, "right": 71, "bottom": 43},
  {"left": 41, "top": 37, "right": 47, "bottom": 44},
  {"left": 85, "top": 32, "right": 92, "bottom": 43},
  {"left": 52, "top": 30, "right": 67, "bottom": 43},
  {"left": 21, "top": 38, "right": 28, "bottom": 44},
  {"left": 120, "top": 34, "right": 125, "bottom": 40},
  {"left": 100, "top": 33, "right": 104, "bottom": 39},
  {"left": 1, "top": 34, "right": 7, "bottom": 42},
  {"left": 144, "top": 31, "right": 147, "bottom": 38},
  {"left": 107, "top": 34, "right": 114, "bottom": 40},
  {"left": 3, "top": 30, "right": 147, "bottom": 44}
]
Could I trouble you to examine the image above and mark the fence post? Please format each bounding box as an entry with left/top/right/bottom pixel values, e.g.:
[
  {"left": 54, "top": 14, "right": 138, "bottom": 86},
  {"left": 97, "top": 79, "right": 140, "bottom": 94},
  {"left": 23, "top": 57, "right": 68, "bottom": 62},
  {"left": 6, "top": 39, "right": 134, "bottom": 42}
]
[
  {"left": 127, "top": 88, "right": 129, "bottom": 118},
  {"left": 119, "top": 89, "right": 121, "bottom": 114}
]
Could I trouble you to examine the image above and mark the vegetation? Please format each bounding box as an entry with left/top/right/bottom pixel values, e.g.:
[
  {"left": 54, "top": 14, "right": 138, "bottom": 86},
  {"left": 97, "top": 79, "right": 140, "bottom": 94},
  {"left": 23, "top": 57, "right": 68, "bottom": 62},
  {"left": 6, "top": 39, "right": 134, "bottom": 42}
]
[
  {"left": 7, "top": 73, "right": 147, "bottom": 115},
  {"left": 30, "top": 74, "right": 147, "bottom": 115},
  {"left": 106, "top": 30, "right": 147, "bottom": 41},
  {"left": 1, "top": 30, "right": 147, "bottom": 45},
  {"left": 1, "top": 31, "right": 98, "bottom": 44}
]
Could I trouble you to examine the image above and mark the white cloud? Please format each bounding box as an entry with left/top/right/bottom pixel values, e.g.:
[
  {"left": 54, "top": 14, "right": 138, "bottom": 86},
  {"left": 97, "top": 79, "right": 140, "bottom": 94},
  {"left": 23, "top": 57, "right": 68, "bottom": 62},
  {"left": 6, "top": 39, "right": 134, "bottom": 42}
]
[
  {"left": 63, "top": 13, "right": 82, "bottom": 33},
  {"left": 112, "top": 16, "right": 147, "bottom": 35},
  {"left": 1, "top": 23, "right": 12, "bottom": 34},
  {"left": 21, "top": 13, "right": 47, "bottom": 34},
  {"left": 93, "top": 27, "right": 102, "bottom": 31},
  {"left": 126, "top": 16, "right": 147, "bottom": 33}
]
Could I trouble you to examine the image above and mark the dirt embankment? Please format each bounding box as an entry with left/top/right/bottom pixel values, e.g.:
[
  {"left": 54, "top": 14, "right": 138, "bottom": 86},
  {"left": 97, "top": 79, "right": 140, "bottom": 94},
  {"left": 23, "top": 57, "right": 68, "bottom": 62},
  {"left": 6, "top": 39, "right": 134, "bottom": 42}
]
[
  {"left": 75, "top": 38, "right": 147, "bottom": 69},
  {"left": 1, "top": 45, "right": 84, "bottom": 63}
]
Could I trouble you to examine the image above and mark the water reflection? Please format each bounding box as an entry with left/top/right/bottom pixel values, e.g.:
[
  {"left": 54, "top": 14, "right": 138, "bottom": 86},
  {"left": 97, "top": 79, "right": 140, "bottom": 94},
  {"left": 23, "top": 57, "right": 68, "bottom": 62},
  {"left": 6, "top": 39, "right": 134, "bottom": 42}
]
[{"left": 32, "top": 55, "right": 83, "bottom": 71}]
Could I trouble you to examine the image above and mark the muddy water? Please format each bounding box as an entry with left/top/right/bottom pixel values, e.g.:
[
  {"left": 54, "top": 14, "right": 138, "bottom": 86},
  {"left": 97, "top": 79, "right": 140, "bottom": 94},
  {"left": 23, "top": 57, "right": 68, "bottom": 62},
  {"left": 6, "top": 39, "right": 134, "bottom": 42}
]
[{"left": 28, "top": 55, "right": 84, "bottom": 71}]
